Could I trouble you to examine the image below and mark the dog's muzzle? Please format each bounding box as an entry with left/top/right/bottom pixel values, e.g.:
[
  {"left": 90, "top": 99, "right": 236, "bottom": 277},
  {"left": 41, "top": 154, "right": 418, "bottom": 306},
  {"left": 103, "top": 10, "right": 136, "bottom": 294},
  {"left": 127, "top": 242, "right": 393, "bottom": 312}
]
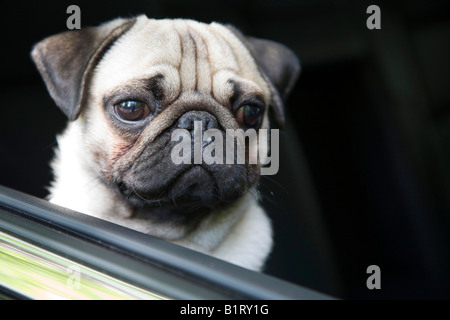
[{"left": 114, "top": 110, "right": 253, "bottom": 215}]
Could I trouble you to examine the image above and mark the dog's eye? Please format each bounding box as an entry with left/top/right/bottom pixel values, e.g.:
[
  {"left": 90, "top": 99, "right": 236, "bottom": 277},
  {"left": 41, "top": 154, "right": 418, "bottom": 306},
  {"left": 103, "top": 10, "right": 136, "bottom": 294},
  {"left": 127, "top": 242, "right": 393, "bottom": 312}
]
[
  {"left": 114, "top": 101, "right": 150, "bottom": 121},
  {"left": 236, "top": 105, "right": 263, "bottom": 128}
]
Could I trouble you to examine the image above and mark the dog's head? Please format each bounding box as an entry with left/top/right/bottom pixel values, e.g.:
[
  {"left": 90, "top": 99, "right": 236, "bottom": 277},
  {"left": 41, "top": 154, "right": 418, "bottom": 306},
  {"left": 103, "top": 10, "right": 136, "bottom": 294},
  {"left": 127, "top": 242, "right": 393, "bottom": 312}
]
[{"left": 32, "top": 15, "right": 299, "bottom": 221}]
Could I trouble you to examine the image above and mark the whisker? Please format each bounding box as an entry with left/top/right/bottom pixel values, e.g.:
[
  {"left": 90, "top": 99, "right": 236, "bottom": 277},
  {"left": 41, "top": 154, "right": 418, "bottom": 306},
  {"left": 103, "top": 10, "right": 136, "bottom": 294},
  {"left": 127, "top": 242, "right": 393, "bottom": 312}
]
[{"left": 259, "top": 175, "right": 289, "bottom": 195}]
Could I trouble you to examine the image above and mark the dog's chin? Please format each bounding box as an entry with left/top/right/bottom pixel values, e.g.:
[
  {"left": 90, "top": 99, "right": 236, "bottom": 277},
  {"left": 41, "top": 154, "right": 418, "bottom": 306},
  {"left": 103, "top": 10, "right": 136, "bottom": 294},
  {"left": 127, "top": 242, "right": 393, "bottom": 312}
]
[{"left": 115, "top": 165, "right": 252, "bottom": 222}]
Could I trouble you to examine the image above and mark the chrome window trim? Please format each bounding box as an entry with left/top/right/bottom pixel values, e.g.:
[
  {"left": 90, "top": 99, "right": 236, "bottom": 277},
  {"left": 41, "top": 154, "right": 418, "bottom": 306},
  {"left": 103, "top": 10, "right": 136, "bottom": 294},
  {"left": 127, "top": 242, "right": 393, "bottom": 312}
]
[
  {"left": 0, "top": 231, "right": 165, "bottom": 300},
  {"left": 0, "top": 185, "right": 334, "bottom": 300}
]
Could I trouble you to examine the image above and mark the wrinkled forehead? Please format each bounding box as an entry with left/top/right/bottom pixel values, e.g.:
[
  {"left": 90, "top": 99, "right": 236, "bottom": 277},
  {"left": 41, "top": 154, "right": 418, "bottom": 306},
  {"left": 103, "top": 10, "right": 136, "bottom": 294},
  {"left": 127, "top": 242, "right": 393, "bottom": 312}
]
[{"left": 91, "top": 16, "right": 270, "bottom": 106}]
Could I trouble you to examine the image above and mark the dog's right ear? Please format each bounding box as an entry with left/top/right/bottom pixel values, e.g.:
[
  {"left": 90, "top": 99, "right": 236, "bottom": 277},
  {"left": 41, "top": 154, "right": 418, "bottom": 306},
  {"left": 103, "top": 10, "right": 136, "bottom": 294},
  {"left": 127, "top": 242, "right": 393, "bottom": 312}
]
[{"left": 31, "top": 17, "right": 137, "bottom": 120}]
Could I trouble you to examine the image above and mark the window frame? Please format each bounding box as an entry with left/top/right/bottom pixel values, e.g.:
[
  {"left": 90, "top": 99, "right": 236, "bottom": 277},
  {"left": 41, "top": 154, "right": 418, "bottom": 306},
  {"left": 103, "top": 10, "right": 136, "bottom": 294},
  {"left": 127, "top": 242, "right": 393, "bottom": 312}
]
[{"left": 0, "top": 185, "right": 333, "bottom": 300}]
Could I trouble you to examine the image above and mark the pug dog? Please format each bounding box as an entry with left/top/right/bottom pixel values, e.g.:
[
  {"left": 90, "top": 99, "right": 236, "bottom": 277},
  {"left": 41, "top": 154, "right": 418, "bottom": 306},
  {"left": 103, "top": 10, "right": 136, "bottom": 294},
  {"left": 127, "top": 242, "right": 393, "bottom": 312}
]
[{"left": 31, "top": 15, "right": 299, "bottom": 271}]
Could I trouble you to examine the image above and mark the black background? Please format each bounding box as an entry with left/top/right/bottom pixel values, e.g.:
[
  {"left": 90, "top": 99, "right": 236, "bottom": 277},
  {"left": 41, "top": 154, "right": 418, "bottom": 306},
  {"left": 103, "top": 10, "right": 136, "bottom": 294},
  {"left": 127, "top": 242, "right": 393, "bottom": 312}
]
[{"left": 1, "top": 0, "right": 449, "bottom": 299}]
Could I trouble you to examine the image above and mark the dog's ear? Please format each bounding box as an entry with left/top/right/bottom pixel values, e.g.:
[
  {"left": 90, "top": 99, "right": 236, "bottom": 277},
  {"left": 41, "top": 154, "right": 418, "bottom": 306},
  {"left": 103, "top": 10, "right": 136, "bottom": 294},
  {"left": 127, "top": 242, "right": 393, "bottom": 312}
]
[
  {"left": 31, "top": 17, "right": 137, "bottom": 120},
  {"left": 245, "top": 37, "right": 300, "bottom": 128},
  {"left": 227, "top": 26, "right": 300, "bottom": 127}
]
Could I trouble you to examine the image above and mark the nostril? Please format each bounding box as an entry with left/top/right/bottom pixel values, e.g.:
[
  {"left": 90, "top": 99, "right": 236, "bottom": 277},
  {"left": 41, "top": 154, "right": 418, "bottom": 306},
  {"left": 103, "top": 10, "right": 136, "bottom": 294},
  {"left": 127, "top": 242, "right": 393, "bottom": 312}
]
[
  {"left": 177, "top": 113, "right": 194, "bottom": 130},
  {"left": 205, "top": 116, "right": 218, "bottom": 130}
]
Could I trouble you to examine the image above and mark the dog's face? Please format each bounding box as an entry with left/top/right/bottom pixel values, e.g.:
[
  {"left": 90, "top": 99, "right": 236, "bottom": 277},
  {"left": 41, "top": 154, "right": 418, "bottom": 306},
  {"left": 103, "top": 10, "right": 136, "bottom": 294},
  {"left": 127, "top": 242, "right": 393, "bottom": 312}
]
[{"left": 32, "top": 15, "right": 299, "bottom": 223}]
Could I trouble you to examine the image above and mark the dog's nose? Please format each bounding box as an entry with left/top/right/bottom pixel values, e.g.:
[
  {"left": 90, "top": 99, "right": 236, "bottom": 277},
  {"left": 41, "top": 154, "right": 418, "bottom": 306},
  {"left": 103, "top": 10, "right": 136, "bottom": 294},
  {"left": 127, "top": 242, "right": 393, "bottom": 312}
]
[{"left": 177, "top": 110, "right": 219, "bottom": 131}]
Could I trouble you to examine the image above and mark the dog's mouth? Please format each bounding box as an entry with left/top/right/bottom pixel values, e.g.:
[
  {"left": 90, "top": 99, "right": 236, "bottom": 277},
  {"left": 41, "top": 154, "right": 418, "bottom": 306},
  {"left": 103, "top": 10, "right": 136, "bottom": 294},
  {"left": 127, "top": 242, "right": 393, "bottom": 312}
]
[{"left": 116, "top": 165, "right": 229, "bottom": 212}]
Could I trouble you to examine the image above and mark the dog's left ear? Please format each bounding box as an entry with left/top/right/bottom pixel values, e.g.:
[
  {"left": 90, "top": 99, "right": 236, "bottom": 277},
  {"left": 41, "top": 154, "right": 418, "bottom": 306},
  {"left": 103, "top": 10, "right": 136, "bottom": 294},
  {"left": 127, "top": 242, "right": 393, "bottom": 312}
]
[
  {"left": 31, "top": 17, "right": 137, "bottom": 120},
  {"left": 245, "top": 37, "right": 300, "bottom": 128},
  {"left": 227, "top": 26, "right": 300, "bottom": 127}
]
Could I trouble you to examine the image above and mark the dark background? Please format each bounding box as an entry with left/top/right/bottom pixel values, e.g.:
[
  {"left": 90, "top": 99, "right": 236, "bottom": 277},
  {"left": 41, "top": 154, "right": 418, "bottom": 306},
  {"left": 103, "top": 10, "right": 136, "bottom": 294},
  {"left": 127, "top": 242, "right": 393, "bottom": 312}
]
[{"left": 1, "top": 0, "right": 449, "bottom": 299}]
